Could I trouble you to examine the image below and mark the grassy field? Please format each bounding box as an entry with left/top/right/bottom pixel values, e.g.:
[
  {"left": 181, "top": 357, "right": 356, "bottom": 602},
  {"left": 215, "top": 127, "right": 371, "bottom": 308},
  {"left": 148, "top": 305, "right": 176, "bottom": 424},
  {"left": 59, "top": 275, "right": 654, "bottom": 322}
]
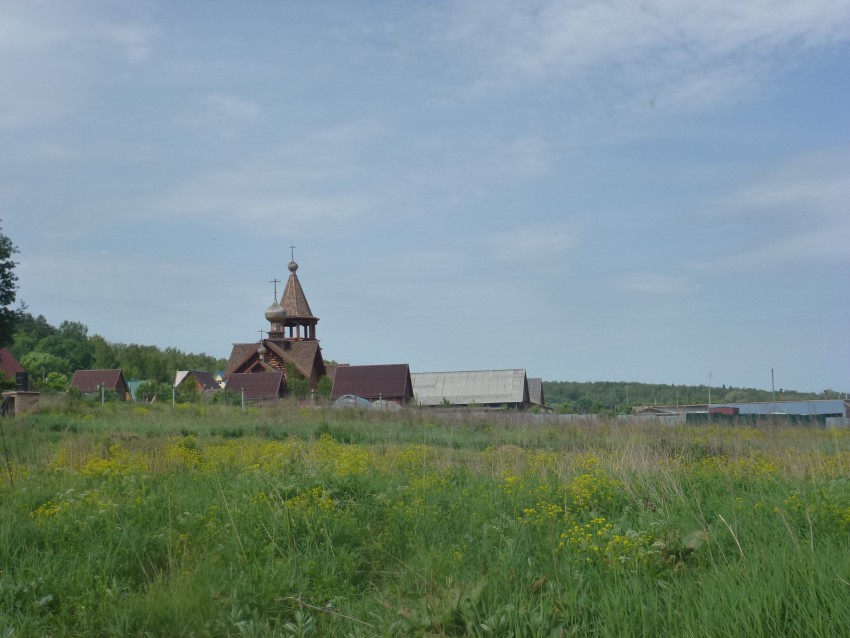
[{"left": 1, "top": 401, "right": 849, "bottom": 637}]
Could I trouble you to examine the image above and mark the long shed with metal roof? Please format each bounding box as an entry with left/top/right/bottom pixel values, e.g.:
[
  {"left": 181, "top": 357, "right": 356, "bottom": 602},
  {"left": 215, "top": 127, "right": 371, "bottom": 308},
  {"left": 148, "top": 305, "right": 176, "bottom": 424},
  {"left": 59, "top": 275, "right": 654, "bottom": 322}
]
[
  {"left": 411, "top": 369, "right": 530, "bottom": 409},
  {"left": 527, "top": 377, "right": 546, "bottom": 409}
]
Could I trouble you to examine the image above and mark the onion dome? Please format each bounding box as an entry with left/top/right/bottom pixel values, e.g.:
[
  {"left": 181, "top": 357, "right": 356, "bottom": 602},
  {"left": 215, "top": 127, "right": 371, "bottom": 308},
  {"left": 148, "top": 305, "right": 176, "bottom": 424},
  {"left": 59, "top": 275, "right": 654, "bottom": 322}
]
[
  {"left": 257, "top": 343, "right": 267, "bottom": 356},
  {"left": 265, "top": 299, "right": 286, "bottom": 323},
  {"left": 288, "top": 260, "right": 298, "bottom": 272}
]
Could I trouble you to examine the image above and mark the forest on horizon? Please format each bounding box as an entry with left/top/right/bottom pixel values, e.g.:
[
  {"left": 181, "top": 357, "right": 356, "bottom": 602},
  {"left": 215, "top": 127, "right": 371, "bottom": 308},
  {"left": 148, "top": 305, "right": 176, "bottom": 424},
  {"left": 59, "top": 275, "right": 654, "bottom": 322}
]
[{"left": 541, "top": 379, "right": 838, "bottom": 414}]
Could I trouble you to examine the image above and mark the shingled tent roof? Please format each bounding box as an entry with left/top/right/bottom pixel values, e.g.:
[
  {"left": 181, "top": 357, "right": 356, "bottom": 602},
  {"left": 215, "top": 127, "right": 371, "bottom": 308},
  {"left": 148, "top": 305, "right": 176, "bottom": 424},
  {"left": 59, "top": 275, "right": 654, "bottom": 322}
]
[
  {"left": 0, "top": 349, "right": 25, "bottom": 378},
  {"left": 331, "top": 364, "right": 413, "bottom": 402},
  {"left": 225, "top": 372, "right": 285, "bottom": 400},
  {"left": 280, "top": 267, "right": 314, "bottom": 318}
]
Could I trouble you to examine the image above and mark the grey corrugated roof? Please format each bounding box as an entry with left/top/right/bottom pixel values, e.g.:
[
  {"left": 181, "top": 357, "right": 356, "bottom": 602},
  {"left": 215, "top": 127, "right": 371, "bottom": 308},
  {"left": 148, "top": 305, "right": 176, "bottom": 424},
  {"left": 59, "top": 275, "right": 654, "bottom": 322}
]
[
  {"left": 411, "top": 369, "right": 529, "bottom": 406},
  {"left": 527, "top": 378, "right": 545, "bottom": 406}
]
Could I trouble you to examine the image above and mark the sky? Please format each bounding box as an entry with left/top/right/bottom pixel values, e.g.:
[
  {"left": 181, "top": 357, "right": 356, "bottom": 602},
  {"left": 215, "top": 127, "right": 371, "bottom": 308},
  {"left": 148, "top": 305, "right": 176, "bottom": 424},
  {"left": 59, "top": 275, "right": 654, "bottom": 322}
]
[{"left": 2, "top": 0, "right": 849, "bottom": 394}]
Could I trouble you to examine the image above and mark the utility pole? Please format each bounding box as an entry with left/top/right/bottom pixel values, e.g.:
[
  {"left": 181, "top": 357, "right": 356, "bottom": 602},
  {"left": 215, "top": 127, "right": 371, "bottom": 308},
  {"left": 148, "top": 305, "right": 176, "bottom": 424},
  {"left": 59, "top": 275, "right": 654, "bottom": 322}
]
[{"left": 771, "top": 368, "right": 776, "bottom": 414}]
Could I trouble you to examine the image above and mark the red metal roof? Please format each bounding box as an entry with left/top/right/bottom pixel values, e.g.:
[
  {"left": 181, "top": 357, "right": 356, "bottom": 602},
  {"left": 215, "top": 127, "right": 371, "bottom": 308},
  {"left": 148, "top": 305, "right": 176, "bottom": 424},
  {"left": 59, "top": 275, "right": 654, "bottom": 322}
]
[
  {"left": 70, "top": 369, "right": 130, "bottom": 398},
  {"left": 331, "top": 364, "right": 413, "bottom": 401},
  {"left": 0, "top": 349, "right": 25, "bottom": 377},
  {"left": 225, "top": 372, "right": 285, "bottom": 400}
]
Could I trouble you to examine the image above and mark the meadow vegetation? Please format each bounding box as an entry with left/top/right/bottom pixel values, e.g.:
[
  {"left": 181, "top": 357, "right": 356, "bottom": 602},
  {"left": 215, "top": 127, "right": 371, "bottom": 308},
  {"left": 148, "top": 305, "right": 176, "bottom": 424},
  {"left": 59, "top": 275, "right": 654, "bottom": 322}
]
[{"left": 2, "top": 401, "right": 849, "bottom": 636}]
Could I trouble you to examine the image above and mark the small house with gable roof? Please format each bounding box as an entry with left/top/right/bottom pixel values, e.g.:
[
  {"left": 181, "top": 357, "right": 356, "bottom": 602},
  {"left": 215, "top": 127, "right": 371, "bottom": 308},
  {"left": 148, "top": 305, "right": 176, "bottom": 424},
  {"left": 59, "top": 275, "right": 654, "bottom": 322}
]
[
  {"left": 70, "top": 369, "right": 132, "bottom": 401},
  {"left": 225, "top": 372, "right": 286, "bottom": 400},
  {"left": 331, "top": 364, "right": 413, "bottom": 405},
  {"left": 174, "top": 370, "right": 221, "bottom": 394},
  {"left": 0, "top": 349, "right": 26, "bottom": 386}
]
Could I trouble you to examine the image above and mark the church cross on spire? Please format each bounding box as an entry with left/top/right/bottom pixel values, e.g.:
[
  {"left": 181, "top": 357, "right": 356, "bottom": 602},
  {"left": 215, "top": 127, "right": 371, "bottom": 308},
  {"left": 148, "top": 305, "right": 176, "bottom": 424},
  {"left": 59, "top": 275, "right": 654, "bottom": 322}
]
[
  {"left": 258, "top": 329, "right": 266, "bottom": 341},
  {"left": 269, "top": 278, "right": 281, "bottom": 299},
  {"left": 290, "top": 245, "right": 296, "bottom": 261}
]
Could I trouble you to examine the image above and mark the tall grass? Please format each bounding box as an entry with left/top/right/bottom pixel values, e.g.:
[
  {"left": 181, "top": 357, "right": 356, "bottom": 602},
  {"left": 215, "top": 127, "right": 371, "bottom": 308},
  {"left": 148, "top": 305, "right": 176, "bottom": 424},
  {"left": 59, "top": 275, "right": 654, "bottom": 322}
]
[{"left": 1, "top": 403, "right": 849, "bottom": 636}]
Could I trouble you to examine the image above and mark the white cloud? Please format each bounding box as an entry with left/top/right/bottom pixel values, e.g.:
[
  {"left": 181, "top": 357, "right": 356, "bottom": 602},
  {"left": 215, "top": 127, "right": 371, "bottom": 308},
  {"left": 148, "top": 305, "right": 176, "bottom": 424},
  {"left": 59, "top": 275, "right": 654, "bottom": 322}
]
[
  {"left": 174, "top": 93, "right": 264, "bottom": 137},
  {"left": 96, "top": 22, "right": 158, "bottom": 62},
  {"left": 0, "top": 142, "right": 80, "bottom": 164},
  {"left": 150, "top": 165, "right": 378, "bottom": 230},
  {"left": 696, "top": 149, "right": 850, "bottom": 268},
  {"left": 312, "top": 120, "right": 390, "bottom": 145},
  {"left": 616, "top": 273, "right": 700, "bottom": 296},
  {"left": 444, "top": 0, "right": 850, "bottom": 119},
  {"left": 507, "top": 137, "right": 553, "bottom": 177},
  {"left": 0, "top": 3, "right": 157, "bottom": 128},
  {"left": 488, "top": 227, "right": 578, "bottom": 263},
  {"left": 723, "top": 153, "right": 849, "bottom": 220},
  {"left": 203, "top": 93, "right": 263, "bottom": 120}
]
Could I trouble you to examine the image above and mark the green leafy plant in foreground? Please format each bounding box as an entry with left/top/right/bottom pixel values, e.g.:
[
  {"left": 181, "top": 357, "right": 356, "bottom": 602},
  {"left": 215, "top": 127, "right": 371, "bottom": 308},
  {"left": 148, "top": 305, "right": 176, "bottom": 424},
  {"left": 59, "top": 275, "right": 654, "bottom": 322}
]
[{"left": 1, "top": 407, "right": 850, "bottom": 636}]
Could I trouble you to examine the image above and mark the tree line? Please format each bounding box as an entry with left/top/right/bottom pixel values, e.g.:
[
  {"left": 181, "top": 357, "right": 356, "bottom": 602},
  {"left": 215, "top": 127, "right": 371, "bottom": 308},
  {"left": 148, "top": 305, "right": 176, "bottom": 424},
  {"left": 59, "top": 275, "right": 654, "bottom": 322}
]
[
  {"left": 543, "top": 380, "right": 835, "bottom": 415},
  {"left": 5, "top": 312, "right": 228, "bottom": 391}
]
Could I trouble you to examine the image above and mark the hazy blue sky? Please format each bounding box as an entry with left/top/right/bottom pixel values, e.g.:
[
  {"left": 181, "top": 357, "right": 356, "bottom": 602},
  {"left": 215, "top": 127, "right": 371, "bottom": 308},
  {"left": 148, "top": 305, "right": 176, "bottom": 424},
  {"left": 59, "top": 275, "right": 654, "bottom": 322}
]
[{"left": 2, "top": 0, "right": 848, "bottom": 393}]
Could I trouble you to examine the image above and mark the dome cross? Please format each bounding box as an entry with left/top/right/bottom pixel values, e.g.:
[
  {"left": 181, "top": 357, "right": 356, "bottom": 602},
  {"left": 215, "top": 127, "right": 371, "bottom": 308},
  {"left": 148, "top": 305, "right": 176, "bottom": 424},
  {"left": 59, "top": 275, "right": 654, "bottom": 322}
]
[{"left": 269, "top": 278, "right": 281, "bottom": 299}]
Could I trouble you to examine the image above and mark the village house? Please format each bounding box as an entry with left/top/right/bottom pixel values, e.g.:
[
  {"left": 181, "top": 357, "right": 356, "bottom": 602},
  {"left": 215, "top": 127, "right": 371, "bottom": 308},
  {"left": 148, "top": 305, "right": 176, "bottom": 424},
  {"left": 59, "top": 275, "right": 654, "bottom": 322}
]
[
  {"left": 70, "top": 369, "right": 132, "bottom": 401},
  {"left": 0, "top": 348, "right": 26, "bottom": 388},
  {"left": 225, "top": 371, "right": 286, "bottom": 401},
  {"left": 174, "top": 370, "right": 221, "bottom": 395},
  {"left": 331, "top": 364, "right": 414, "bottom": 405}
]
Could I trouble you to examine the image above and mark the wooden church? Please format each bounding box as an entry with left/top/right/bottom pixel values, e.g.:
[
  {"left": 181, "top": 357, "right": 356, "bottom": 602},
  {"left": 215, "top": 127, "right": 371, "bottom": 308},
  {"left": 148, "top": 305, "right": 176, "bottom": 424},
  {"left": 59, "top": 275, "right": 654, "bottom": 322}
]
[{"left": 225, "top": 255, "right": 326, "bottom": 392}]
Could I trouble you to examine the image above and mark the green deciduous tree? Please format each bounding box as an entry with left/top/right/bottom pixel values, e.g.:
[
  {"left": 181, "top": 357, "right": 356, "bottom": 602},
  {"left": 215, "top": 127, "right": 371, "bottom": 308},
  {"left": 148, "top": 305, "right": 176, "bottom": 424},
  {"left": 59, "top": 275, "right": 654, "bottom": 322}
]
[
  {"left": 11, "top": 313, "right": 54, "bottom": 360},
  {"left": 17, "top": 313, "right": 57, "bottom": 340},
  {"left": 10, "top": 309, "right": 228, "bottom": 386},
  {"left": 41, "top": 372, "right": 70, "bottom": 392},
  {"left": 35, "top": 334, "right": 93, "bottom": 372},
  {"left": 0, "top": 222, "right": 20, "bottom": 347},
  {"left": 20, "top": 351, "right": 73, "bottom": 378},
  {"left": 316, "top": 375, "right": 332, "bottom": 398},
  {"left": 136, "top": 380, "right": 172, "bottom": 403},
  {"left": 90, "top": 334, "right": 119, "bottom": 369}
]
